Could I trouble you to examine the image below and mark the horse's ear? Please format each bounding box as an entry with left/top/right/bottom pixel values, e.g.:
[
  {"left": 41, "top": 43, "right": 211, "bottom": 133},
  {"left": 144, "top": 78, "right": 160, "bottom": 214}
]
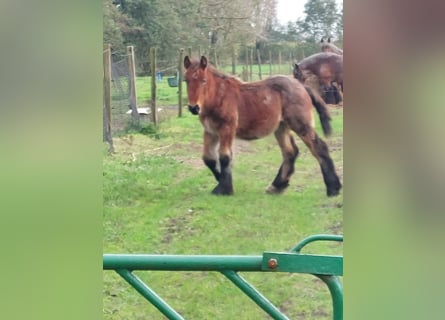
[
  {"left": 184, "top": 56, "right": 191, "bottom": 69},
  {"left": 328, "top": 37, "right": 331, "bottom": 43},
  {"left": 321, "top": 38, "right": 325, "bottom": 43},
  {"left": 200, "top": 56, "right": 208, "bottom": 69}
]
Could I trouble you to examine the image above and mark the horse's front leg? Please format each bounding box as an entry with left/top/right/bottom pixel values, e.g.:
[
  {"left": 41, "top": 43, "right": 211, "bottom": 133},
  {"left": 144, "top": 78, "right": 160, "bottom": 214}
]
[
  {"left": 211, "top": 130, "right": 234, "bottom": 195},
  {"left": 202, "top": 131, "right": 221, "bottom": 182}
]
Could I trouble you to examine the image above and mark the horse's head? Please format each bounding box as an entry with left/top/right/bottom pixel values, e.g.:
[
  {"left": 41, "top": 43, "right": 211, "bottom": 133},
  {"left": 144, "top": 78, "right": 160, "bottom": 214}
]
[
  {"left": 320, "top": 37, "right": 332, "bottom": 53},
  {"left": 184, "top": 55, "right": 209, "bottom": 115},
  {"left": 293, "top": 63, "right": 306, "bottom": 82},
  {"left": 320, "top": 37, "right": 343, "bottom": 55}
]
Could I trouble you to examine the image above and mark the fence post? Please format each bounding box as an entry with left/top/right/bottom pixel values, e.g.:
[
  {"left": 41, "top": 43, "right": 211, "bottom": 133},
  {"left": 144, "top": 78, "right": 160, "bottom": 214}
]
[
  {"left": 245, "top": 47, "right": 249, "bottom": 76},
  {"left": 268, "top": 50, "right": 272, "bottom": 76},
  {"left": 150, "top": 47, "right": 157, "bottom": 125},
  {"left": 231, "top": 46, "right": 236, "bottom": 75},
  {"left": 249, "top": 48, "right": 253, "bottom": 81},
  {"left": 213, "top": 48, "right": 218, "bottom": 68},
  {"left": 178, "top": 48, "right": 184, "bottom": 117},
  {"left": 278, "top": 50, "right": 282, "bottom": 74},
  {"left": 103, "top": 44, "right": 114, "bottom": 153},
  {"left": 256, "top": 49, "right": 262, "bottom": 80},
  {"left": 127, "top": 46, "right": 140, "bottom": 127}
]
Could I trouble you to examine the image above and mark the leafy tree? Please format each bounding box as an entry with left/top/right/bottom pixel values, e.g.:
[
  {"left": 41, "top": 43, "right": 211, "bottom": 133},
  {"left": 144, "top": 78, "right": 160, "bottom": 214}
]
[
  {"left": 335, "top": 6, "right": 343, "bottom": 43},
  {"left": 119, "top": 0, "right": 184, "bottom": 72},
  {"left": 104, "top": 0, "right": 324, "bottom": 70},
  {"left": 297, "top": 0, "right": 340, "bottom": 43},
  {"left": 103, "top": 0, "right": 126, "bottom": 57}
]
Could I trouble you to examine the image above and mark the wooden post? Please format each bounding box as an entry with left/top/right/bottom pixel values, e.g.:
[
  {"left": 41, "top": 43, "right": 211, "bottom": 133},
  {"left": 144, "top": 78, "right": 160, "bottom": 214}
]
[
  {"left": 249, "top": 48, "right": 253, "bottom": 81},
  {"left": 103, "top": 44, "right": 114, "bottom": 153},
  {"left": 243, "top": 47, "right": 249, "bottom": 82},
  {"left": 150, "top": 47, "right": 157, "bottom": 125},
  {"left": 178, "top": 48, "right": 184, "bottom": 117},
  {"left": 256, "top": 49, "right": 262, "bottom": 80},
  {"left": 268, "top": 50, "right": 272, "bottom": 76},
  {"left": 278, "top": 50, "right": 282, "bottom": 74},
  {"left": 231, "top": 46, "right": 236, "bottom": 75},
  {"left": 244, "top": 47, "right": 249, "bottom": 75},
  {"left": 213, "top": 48, "right": 218, "bottom": 68},
  {"left": 187, "top": 47, "right": 192, "bottom": 58},
  {"left": 127, "top": 46, "right": 140, "bottom": 127}
]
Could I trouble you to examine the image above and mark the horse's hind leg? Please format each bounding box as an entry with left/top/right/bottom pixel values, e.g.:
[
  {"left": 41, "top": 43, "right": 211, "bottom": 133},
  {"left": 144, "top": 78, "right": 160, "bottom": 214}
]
[
  {"left": 266, "top": 123, "right": 299, "bottom": 194},
  {"left": 331, "top": 82, "right": 343, "bottom": 104},
  {"left": 295, "top": 125, "right": 341, "bottom": 196},
  {"left": 202, "top": 131, "right": 221, "bottom": 182}
]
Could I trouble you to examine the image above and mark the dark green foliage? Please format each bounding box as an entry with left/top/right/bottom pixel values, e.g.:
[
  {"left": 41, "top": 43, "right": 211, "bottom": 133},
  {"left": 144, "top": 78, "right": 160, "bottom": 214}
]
[
  {"left": 103, "top": 0, "right": 126, "bottom": 56},
  {"left": 102, "top": 1, "right": 345, "bottom": 73},
  {"left": 297, "top": 0, "right": 342, "bottom": 42}
]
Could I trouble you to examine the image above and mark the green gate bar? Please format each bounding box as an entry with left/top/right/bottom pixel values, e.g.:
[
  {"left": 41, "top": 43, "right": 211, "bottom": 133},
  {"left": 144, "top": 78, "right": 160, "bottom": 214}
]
[
  {"left": 290, "top": 234, "right": 344, "bottom": 253},
  {"left": 103, "top": 234, "right": 343, "bottom": 320},
  {"left": 115, "top": 268, "right": 186, "bottom": 320}
]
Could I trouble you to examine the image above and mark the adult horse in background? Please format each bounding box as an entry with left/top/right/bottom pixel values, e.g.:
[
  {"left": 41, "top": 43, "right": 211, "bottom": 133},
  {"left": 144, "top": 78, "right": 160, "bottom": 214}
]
[
  {"left": 293, "top": 63, "right": 342, "bottom": 105},
  {"left": 320, "top": 37, "right": 343, "bottom": 55},
  {"left": 293, "top": 52, "right": 343, "bottom": 104},
  {"left": 183, "top": 56, "right": 341, "bottom": 197}
]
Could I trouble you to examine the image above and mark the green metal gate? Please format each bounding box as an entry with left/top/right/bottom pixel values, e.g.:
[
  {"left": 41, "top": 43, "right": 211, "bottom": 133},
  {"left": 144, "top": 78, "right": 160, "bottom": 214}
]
[{"left": 103, "top": 234, "right": 343, "bottom": 320}]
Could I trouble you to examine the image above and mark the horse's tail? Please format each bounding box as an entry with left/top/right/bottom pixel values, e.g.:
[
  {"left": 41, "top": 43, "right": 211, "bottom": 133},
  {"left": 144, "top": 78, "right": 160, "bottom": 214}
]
[{"left": 305, "top": 86, "right": 332, "bottom": 137}]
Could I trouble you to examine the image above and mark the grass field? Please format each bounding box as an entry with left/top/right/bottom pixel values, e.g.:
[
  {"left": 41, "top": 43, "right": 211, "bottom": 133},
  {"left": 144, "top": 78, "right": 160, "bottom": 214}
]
[{"left": 103, "top": 100, "right": 343, "bottom": 319}]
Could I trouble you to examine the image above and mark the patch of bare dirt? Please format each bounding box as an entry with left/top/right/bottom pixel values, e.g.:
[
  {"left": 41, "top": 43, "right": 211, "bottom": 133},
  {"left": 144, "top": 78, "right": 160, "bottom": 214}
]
[
  {"left": 172, "top": 142, "right": 203, "bottom": 169},
  {"left": 233, "top": 138, "right": 256, "bottom": 154},
  {"left": 174, "top": 139, "right": 257, "bottom": 169},
  {"left": 326, "top": 221, "right": 343, "bottom": 235},
  {"left": 160, "top": 209, "right": 196, "bottom": 245}
]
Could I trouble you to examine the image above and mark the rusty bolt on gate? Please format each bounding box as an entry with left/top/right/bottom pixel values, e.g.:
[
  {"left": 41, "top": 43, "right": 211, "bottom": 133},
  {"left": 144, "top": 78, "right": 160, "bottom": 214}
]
[{"left": 267, "top": 258, "right": 278, "bottom": 269}]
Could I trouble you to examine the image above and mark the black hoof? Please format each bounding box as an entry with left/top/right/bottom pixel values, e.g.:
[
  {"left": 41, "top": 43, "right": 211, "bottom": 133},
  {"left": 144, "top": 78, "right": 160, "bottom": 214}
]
[
  {"left": 265, "top": 184, "right": 287, "bottom": 194},
  {"left": 327, "top": 183, "right": 342, "bottom": 197},
  {"left": 211, "top": 185, "right": 233, "bottom": 195},
  {"left": 327, "top": 189, "right": 339, "bottom": 197}
]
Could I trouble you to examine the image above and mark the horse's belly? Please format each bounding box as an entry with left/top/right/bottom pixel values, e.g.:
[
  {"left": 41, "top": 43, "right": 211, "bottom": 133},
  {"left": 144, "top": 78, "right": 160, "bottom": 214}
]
[{"left": 236, "top": 111, "right": 280, "bottom": 140}]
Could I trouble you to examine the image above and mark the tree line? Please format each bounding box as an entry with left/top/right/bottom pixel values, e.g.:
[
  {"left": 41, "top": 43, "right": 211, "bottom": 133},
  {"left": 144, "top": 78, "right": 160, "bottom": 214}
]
[{"left": 103, "top": 0, "right": 343, "bottom": 74}]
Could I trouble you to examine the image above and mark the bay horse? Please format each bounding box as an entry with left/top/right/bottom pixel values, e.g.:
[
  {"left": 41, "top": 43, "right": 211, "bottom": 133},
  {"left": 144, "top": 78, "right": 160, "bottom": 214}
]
[
  {"left": 293, "top": 63, "right": 342, "bottom": 105},
  {"left": 293, "top": 52, "right": 343, "bottom": 103},
  {"left": 320, "top": 37, "right": 343, "bottom": 55},
  {"left": 183, "top": 56, "right": 341, "bottom": 197}
]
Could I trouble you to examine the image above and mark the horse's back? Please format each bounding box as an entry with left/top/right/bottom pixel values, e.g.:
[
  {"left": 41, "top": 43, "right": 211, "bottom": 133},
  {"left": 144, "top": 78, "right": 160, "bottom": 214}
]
[
  {"left": 235, "top": 76, "right": 311, "bottom": 140},
  {"left": 298, "top": 53, "right": 343, "bottom": 83},
  {"left": 299, "top": 53, "right": 342, "bottom": 71},
  {"left": 265, "top": 76, "right": 313, "bottom": 120}
]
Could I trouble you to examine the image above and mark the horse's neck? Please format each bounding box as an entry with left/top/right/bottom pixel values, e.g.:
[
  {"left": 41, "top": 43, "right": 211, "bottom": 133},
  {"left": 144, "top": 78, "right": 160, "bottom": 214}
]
[
  {"left": 206, "top": 75, "right": 242, "bottom": 107},
  {"left": 330, "top": 45, "right": 343, "bottom": 55}
]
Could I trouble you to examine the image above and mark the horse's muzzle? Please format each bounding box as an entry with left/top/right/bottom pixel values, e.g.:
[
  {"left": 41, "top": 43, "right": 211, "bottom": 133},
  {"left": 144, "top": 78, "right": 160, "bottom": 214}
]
[{"left": 188, "top": 104, "right": 200, "bottom": 115}]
